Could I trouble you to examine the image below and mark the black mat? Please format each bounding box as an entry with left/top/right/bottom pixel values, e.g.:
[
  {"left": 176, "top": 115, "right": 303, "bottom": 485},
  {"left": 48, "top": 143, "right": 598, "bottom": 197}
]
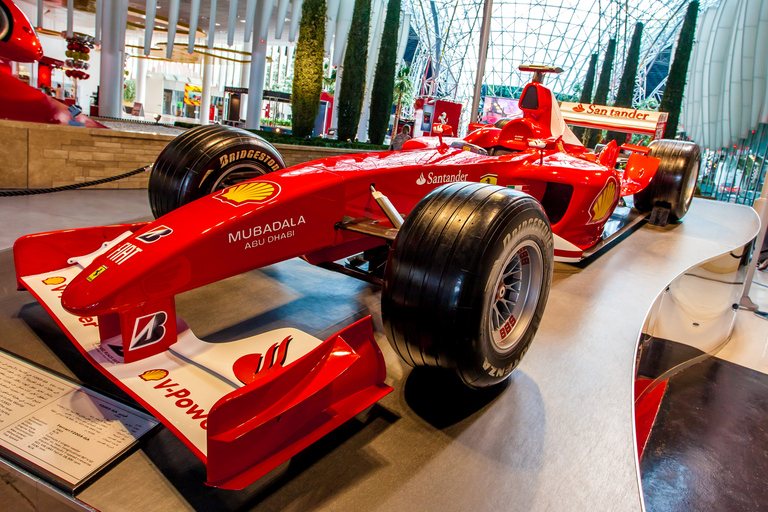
[{"left": 639, "top": 338, "right": 768, "bottom": 512}]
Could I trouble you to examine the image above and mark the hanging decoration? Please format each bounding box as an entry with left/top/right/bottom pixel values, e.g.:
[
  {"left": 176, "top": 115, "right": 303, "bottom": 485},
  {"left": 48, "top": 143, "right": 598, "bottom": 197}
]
[{"left": 62, "top": 32, "right": 94, "bottom": 80}]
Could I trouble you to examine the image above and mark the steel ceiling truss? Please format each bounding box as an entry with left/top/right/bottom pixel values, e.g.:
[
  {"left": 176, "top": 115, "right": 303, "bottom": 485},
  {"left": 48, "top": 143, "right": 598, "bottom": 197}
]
[{"left": 402, "top": 0, "right": 718, "bottom": 116}]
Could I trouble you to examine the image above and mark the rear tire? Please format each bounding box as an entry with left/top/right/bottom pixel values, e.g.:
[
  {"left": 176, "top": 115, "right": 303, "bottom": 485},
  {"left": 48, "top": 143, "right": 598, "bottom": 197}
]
[
  {"left": 633, "top": 139, "right": 701, "bottom": 221},
  {"left": 382, "top": 182, "right": 554, "bottom": 388},
  {"left": 148, "top": 124, "right": 285, "bottom": 218}
]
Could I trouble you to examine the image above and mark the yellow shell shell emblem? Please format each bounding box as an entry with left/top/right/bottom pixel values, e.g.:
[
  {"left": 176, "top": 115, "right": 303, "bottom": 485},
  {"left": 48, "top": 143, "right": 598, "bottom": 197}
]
[
  {"left": 43, "top": 276, "right": 66, "bottom": 285},
  {"left": 591, "top": 180, "right": 617, "bottom": 222},
  {"left": 139, "top": 369, "right": 169, "bottom": 381},
  {"left": 215, "top": 181, "right": 280, "bottom": 206}
]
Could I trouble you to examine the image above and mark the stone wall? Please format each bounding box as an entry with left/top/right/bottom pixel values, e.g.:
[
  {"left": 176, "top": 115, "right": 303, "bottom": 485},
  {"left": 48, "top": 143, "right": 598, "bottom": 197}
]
[
  {"left": 0, "top": 119, "right": 377, "bottom": 189},
  {"left": 0, "top": 120, "right": 173, "bottom": 189}
]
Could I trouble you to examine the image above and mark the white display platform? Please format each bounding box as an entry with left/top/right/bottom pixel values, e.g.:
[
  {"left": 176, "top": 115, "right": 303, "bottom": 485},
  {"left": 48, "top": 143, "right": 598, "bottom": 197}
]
[{"left": 0, "top": 198, "right": 759, "bottom": 511}]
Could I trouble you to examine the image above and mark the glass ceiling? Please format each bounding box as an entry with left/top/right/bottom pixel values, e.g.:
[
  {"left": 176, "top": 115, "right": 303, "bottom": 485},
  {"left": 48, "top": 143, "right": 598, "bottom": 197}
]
[{"left": 403, "top": 0, "right": 719, "bottom": 114}]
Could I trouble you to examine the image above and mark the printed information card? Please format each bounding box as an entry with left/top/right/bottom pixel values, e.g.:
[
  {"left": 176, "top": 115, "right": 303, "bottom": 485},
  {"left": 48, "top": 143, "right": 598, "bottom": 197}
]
[{"left": 0, "top": 351, "right": 158, "bottom": 491}]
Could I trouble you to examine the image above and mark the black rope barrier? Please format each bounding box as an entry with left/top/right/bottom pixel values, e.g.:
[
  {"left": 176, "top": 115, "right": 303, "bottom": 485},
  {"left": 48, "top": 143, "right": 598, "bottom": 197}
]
[{"left": 0, "top": 165, "right": 152, "bottom": 197}]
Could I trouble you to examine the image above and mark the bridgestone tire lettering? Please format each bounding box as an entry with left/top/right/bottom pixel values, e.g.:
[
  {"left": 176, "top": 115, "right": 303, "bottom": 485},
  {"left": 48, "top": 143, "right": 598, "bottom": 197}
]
[
  {"left": 382, "top": 182, "right": 554, "bottom": 388},
  {"left": 148, "top": 124, "right": 285, "bottom": 218}
]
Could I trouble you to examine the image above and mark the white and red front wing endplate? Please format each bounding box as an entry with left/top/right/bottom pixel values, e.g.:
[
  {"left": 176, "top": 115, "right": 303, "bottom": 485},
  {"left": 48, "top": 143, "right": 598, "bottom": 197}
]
[{"left": 21, "top": 265, "right": 392, "bottom": 489}]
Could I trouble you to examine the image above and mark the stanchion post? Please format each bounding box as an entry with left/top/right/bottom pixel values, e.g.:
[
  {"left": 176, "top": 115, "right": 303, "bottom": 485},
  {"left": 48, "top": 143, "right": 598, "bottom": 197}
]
[{"left": 740, "top": 178, "right": 768, "bottom": 310}]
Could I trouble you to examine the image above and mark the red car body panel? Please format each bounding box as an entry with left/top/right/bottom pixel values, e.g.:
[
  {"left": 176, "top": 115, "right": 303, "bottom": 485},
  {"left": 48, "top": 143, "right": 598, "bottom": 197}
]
[
  {"left": 0, "top": 0, "right": 43, "bottom": 62},
  {"left": 13, "top": 72, "right": 664, "bottom": 489}
]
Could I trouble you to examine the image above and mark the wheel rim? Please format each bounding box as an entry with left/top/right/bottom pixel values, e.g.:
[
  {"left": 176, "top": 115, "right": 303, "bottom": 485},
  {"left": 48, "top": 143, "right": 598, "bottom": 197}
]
[
  {"left": 486, "top": 240, "right": 544, "bottom": 353},
  {"left": 208, "top": 163, "right": 268, "bottom": 192}
]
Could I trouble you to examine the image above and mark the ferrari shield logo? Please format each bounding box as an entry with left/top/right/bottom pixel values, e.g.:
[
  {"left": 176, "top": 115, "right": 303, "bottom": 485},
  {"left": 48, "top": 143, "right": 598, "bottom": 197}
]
[
  {"left": 480, "top": 174, "right": 497, "bottom": 185},
  {"left": 86, "top": 265, "right": 107, "bottom": 282}
]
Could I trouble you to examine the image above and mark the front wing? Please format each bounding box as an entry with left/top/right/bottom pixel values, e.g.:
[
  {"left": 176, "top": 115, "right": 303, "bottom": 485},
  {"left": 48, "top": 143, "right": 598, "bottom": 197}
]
[{"left": 20, "top": 263, "right": 392, "bottom": 489}]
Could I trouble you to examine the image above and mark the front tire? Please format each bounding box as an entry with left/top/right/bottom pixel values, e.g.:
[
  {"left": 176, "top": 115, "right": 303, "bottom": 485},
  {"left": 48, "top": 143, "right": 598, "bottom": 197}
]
[
  {"left": 382, "top": 182, "right": 554, "bottom": 388},
  {"left": 634, "top": 139, "right": 701, "bottom": 221},
  {"left": 148, "top": 124, "right": 285, "bottom": 218}
]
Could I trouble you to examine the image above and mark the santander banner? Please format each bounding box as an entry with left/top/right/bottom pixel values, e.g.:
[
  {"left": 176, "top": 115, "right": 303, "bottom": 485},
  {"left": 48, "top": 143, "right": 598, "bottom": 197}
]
[{"left": 559, "top": 102, "right": 668, "bottom": 138}]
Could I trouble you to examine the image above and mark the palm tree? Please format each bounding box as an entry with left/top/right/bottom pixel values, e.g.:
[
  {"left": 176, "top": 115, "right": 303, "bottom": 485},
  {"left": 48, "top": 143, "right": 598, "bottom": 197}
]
[
  {"left": 323, "top": 68, "right": 337, "bottom": 94},
  {"left": 392, "top": 66, "right": 413, "bottom": 135}
]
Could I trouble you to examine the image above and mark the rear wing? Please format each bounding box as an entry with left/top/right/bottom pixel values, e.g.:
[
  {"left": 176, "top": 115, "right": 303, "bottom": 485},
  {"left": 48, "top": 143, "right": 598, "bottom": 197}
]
[{"left": 559, "top": 102, "right": 668, "bottom": 139}]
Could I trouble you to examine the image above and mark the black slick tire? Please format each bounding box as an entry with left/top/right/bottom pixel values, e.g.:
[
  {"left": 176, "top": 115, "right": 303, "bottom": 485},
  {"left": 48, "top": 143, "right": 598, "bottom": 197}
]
[
  {"left": 148, "top": 124, "right": 285, "bottom": 218},
  {"left": 382, "top": 182, "right": 554, "bottom": 388},
  {"left": 633, "top": 139, "right": 701, "bottom": 221}
]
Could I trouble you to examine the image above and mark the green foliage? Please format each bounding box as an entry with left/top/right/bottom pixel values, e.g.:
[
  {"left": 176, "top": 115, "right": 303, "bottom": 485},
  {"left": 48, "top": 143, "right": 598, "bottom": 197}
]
[
  {"left": 337, "top": 0, "right": 372, "bottom": 141},
  {"left": 261, "top": 117, "right": 292, "bottom": 127},
  {"left": 392, "top": 66, "right": 413, "bottom": 131},
  {"left": 323, "top": 67, "right": 337, "bottom": 94},
  {"left": 393, "top": 67, "right": 413, "bottom": 104},
  {"left": 368, "top": 0, "right": 402, "bottom": 144},
  {"left": 291, "top": 0, "right": 326, "bottom": 137},
  {"left": 123, "top": 80, "right": 136, "bottom": 103},
  {"left": 571, "top": 53, "right": 598, "bottom": 142},
  {"left": 659, "top": 1, "right": 699, "bottom": 139},
  {"left": 606, "top": 23, "right": 644, "bottom": 144},
  {"left": 584, "top": 39, "right": 617, "bottom": 148}
]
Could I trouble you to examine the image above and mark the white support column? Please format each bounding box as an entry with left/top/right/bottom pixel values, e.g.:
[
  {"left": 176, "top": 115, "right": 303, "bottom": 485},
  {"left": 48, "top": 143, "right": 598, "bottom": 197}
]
[
  {"left": 67, "top": 0, "right": 74, "bottom": 37},
  {"left": 94, "top": 0, "right": 102, "bottom": 44},
  {"left": 165, "top": 0, "right": 180, "bottom": 59},
  {"left": 284, "top": 45, "right": 295, "bottom": 82},
  {"left": 188, "top": 0, "right": 201, "bottom": 54},
  {"left": 244, "top": 0, "right": 257, "bottom": 42},
  {"left": 144, "top": 0, "right": 157, "bottom": 55},
  {"left": 240, "top": 61, "right": 250, "bottom": 120},
  {"left": 227, "top": 0, "right": 238, "bottom": 47},
  {"left": 201, "top": 53, "right": 213, "bottom": 124},
  {"left": 267, "top": 46, "right": 275, "bottom": 89},
  {"left": 396, "top": 12, "right": 410, "bottom": 65},
  {"left": 330, "top": 54, "right": 343, "bottom": 132},
  {"left": 356, "top": 0, "right": 387, "bottom": 142},
  {"left": 289, "top": 0, "right": 304, "bottom": 42},
  {"left": 332, "top": 0, "right": 354, "bottom": 66},
  {"left": 258, "top": 0, "right": 276, "bottom": 42},
  {"left": 207, "top": 0, "right": 218, "bottom": 48},
  {"left": 100, "top": 0, "right": 123, "bottom": 118},
  {"left": 136, "top": 56, "right": 148, "bottom": 107},
  {"left": 324, "top": 0, "right": 342, "bottom": 54},
  {"left": 276, "top": 46, "right": 283, "bottom": 88},
  {"left": 471, "top": 0, "right": 493, "bottom": 123},
  {"left": 246, "top": 35, "right": 268, "bottom": 129},
  {"left": 274, "top": 0, "right": 291, "bottom": 38}
]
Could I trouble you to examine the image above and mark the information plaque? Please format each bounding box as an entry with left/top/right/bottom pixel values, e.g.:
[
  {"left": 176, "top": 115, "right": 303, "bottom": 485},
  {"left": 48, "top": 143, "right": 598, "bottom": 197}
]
[{"left": 0, "top": 350, "right": 158, "bottom": 492}]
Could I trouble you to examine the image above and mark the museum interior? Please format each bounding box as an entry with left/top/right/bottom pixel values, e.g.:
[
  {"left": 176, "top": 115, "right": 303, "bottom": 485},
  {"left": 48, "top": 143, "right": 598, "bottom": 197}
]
[{"left": 1, "top": 0, "right": 768, "bottom": 510}]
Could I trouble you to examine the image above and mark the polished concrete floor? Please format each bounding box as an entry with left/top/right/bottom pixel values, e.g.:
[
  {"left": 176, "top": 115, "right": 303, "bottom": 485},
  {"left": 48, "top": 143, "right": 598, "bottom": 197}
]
[
  {"left": 0, "top": 190, "right": 761, "bottom": 511},
  {"left": 0, "top": 190, "right": 152, "bottom": 250}
]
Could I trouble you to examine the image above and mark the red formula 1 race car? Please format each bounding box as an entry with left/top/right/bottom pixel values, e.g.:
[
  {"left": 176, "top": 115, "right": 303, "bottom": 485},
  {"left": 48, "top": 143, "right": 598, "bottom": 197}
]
[{"left": 14, "top": 66, "right": 699, "bottom": 490}]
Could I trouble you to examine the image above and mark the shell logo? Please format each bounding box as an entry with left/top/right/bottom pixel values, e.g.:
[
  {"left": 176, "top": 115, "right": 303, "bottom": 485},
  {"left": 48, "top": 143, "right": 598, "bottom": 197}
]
[
  {"left": 43, "top": 276, "right": 66, "bottom": 285},
  {"left": 139, "top": 369, "right": 169, "bottom": 381},
  {"left": 591, "top": 180, "right": 617, "bottom": 222},
  {"left": 215, "top": 181, "right": 281, "bottom": 206}
]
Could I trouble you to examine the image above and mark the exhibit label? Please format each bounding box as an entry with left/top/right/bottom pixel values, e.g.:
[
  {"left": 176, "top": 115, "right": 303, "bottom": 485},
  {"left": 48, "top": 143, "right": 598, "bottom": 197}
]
[{"left": 0, "top": 351, "right": 158, "bottom": 489}]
